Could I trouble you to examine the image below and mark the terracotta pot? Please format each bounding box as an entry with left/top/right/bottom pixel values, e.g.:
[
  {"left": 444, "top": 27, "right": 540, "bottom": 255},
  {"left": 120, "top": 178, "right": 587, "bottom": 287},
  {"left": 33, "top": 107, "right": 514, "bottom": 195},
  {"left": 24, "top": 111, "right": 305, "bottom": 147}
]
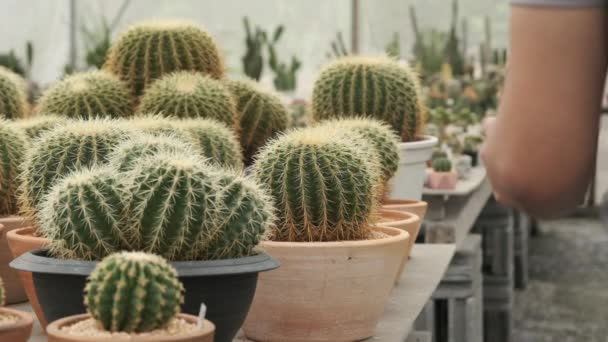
[
  {"left": 243, "top": 226, "right": 409, "bottom": 342},
  {"left": 47, "top": 313, "right": 215, "bottom": 342},
  {"left": 0, "top": 307, "right": 34, "bottom": 342},
  {"left": 6, "top": 226, "right": 49, "bottom": 328},
  {"left": 427, "top": 172, "right": 458, "bottom": 189},
  {"left": 0, "top": 216, "right": 32, "bottom": 304},
  {"left": 381, "top": 199, "right": 428, "bottom": 223},
  {"left": 378, "top": 210, "right": 420, "bottom": 283}
]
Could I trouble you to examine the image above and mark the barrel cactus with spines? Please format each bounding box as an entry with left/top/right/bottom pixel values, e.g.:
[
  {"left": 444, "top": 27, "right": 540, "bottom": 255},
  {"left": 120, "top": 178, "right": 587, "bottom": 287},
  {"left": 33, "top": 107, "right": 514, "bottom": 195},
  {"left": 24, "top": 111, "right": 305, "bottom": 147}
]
[
  {"left": 432, "top": 157, "right": 452, "bottom": 172},
  {"left": 85, "top": 252, "right": 184, "bottom": 333},
  {"left": 224, "top": 79, "right": 288, "bottom": 164},
  {"left": 10, "top": 115, "right": 67, "bottom": 139},
  {"left": 253, "top": 128, "right": 380, "bottom": 242},
  {"left": 19, "top": 119, "right": 131, "bottom": 217},
  {"left": 104, "top": 21, "right": 224, "bottom": 97},
  {"left": 109, "top": 133, "right": 197, "bottom": 172},
  {"left": 138, "top": 72, "right": 237, "bottom": 128},
  {"left": 176, "top": 118, "right": 243, "bottom": 169},
  {"left": 0, "top": 121, "right": 28, "bottom": 215},
  {"left": 38, "top": 167, "right": 132, "bottom": 260},
  {"left": 312, "top": 56, "right": 424, "bottom": 142},
  {"left": 0, "top": 68, "right": 28, "bottom": 119},
  {"left": 36, "top": 71, "right": 133, "bottom": 119},
  {"left": 128, "top": 115, "right": 185, "bottom": 137}
]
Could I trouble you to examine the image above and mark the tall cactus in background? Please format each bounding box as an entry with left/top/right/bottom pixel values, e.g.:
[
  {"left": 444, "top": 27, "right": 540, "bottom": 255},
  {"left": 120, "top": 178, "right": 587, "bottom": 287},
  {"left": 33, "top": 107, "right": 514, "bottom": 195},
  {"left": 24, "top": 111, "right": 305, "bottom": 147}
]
[
  {"left": 10, "top": 115, "right": 67, "bottom": 139},
  {"left": 253, "top": 128, "right": 379, "bottom": 242},
  {"left": 0, "top": 67, "right": 28, "bottom": 119},
  {"left": 85, "top": 252, "right": 184, "bottom": 332},
  {"left": 19, "top": 119, "right": 130, "bottom": 217},
  {"left": 36, "top": 71, "right": 133, "bottom": 119},
  {"left": 38, "top": 167, "right": 132, "bottom": 260},
  {"left": 312, "top": 56, "right": 424, "bottom": 142},
  {"left": 224, "top": 79, "right": 288, "bottom": 164},
  {"left": 242, "top": 17, "right": 266, "bottom": 81},
  {"left": 0, "top": 121, "right": 28, "bottom": 215},
  {"left": 104, "top": 21, "right": 224, "bottom": 97},
  {"left": 325, "top": 31, "right": 349, "bottom": 60},
  {"left": 137, "top": 72, "right": 237, "bottom": 128},
  {"left": 266, "top": 25, "right": 301, "bottom": 92}
]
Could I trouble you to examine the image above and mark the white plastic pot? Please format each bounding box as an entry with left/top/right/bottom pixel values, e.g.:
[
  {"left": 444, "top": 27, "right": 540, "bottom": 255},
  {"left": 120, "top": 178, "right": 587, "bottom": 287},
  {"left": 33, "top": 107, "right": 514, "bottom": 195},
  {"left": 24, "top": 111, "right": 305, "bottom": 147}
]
[{"left": 388, "top": 135, "right": 438, "bottom": 200}]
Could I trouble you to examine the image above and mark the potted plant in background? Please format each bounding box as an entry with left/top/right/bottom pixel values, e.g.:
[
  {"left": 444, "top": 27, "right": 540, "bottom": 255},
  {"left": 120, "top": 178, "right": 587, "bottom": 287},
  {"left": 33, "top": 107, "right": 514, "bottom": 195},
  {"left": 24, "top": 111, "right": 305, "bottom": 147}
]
[
  {"left": 428, "top": 157, "right": 458, "bottom": 190},
  {"left": 46, "top": 252, "right": 215, "bottom": 342},
  {"left": 462, "top": 134, "right": 483, "bottom": 167},
  {"left": 243, "top": 127, "right": 411, "bottom": 342},
  {"left": 0, "top": 277, "right": 33, "bottom": 342}
]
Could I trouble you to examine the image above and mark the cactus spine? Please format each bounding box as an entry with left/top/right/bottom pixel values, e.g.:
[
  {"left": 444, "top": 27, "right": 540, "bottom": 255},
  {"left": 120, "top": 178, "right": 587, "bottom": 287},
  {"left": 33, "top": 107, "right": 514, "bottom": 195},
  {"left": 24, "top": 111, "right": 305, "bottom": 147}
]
[
  {"left": 10, "top": 115, "right": 67, "bottom": 139},
  {"left": 138, "top": 72, "right": 237, "bottom": 128},
  {"left": 312, "top": 56, "right": 424, "bottom": 142},
  {"left": 19, "top": 119, "right": 130, "bottom": 216},
  {"left": 225, "top": 79, "right": 288, "bottom": 164},
  {"left": 85, "top": 252, "right": 184, "bottom": 332},
  {"left": 104, "top": 21, "right": 224, "bottom": 97},
  {"left": 38, "top": 167, "right": 132, "bottom": 260},
  {"left": 36, "top": 71, "right": 133, "bottom": 119},
  {"left": 0, "top": 67, "right": 28, "bottom": 119},
  {"left": 0, "top": 121, "right": 28, "bottom": 215},
  {"left": 253, "top": 128, "right": 379, "bottom": 242},
  {"left": 432, "top": 157, "right": 452, "bottom": 172}
]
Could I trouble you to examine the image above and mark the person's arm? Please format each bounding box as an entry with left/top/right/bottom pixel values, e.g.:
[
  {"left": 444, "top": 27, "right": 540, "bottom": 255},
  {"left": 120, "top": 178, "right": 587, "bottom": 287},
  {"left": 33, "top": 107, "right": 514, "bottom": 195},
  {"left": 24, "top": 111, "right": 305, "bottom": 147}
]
[{"left": 481, "top": 5, "right": 608, "bottom": 218}]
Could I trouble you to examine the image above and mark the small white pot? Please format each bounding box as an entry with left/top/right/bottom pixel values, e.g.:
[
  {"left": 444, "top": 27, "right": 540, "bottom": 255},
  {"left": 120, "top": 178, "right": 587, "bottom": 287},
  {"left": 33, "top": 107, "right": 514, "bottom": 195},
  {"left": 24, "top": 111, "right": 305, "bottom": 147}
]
[{"left": 388, "top": 136, "right": 438, "bottom": 200}]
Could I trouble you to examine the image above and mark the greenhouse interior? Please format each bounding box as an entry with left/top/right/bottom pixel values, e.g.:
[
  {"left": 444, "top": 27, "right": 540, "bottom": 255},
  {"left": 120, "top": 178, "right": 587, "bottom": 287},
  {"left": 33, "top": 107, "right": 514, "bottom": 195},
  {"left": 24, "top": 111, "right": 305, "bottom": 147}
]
[{"left": 0, "top": 0, "right": 606, "bottom": 341}]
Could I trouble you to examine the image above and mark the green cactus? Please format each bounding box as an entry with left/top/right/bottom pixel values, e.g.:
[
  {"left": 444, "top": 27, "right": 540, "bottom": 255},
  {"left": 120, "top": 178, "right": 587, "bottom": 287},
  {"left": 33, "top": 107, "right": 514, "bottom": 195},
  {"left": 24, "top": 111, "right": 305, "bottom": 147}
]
[
  {"left": 125, "top": 153, "right": 271, "bottom": 260},
  {"left": 312, "top": 56, "right": 424, "bottom": 142},
  {"left": 224, "top": 79, "right": 288, "bottom": 164},
  {"left": 432, "top": 157, "right": 452, "bottom": 172},
  {"left": 85, "top": 251, "right": 184, "bottom": 332},
  {"left": 104, "top": 21, "right": 224, "bottom": 97},
  {"left": 127, "top": 115, "right": 185, "bottom": 137},
  {"left": 253, "top": 127, "right": 379, "bottom": 242},
  {"left": 242, "top": 17, "right": 266, "bottom": 81},
  {"left": 38, "top": 167, "right": 132, "bottom": 260},
  {"left": 109, "top": 133, "right": 196, "bottom": 172},
  {"left": 0, "top": 121, "right": 28, "bottom": 215},
  {"left": 0, "top": 276, "right": 4, "bottom": 306},
  {"left": 137, "top": 72, "right": 237, "bottom": 128},
  {"left": 36, "top": 71, "right": 133, "bottom": 119},
  {"left": 10, "top": 115, "right": 67, "bottom": 139},
  {"left": 431, "top": 149, "right": 448, "bottom": 161},
  {"left": 19, "top": 119, "right": 130, "bottom": 217},
  {"left": 319, "top": 118, "right": 400, "bottom": 184},
  {"left": 0, "top": 67, "right": 28, "bottom": 119},
  {"left": 175, "top": 118, "right": 243, "bottom": 169}
]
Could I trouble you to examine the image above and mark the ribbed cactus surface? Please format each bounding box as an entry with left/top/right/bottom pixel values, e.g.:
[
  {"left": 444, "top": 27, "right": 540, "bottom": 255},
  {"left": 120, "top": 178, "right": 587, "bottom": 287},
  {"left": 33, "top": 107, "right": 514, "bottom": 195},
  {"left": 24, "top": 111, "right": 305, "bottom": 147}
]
[
  {"left": 85, "top": 252, "right": 184, "bottom": 332},
  {"left": 109, "top": 133, "right": 196, "bottom": 172},
  {"left": 0, "top": 121, "right": 28, "bottom": 215},
  {"left": 0, "top": 67, "right": 28, "bottom": 119},
  {"left": 36, "top": 71, "right": 133, "bottom": 119},
  {"left": 224, "top": 79, "right": 288, "bottom": 164},
  {"left": 10, "top": 115, "right": 67, "bottom": 139},
  {"left": 38, "top": 167, "right": 131, "bottom": 260},
  {"left": 253, "top": 128, "right": 378, "bottom": 242},
  {"left": 104, "top": 21, "right": 224, "bottom": 97},
  {"left": 138, "top": 72, "right": 237, "bottom": 127},
  {"left": 312, "top": 56, "right": 424, "bottom": 142},
  {"left": 432, "top": 157, "right": 452, "bottom": 172}
]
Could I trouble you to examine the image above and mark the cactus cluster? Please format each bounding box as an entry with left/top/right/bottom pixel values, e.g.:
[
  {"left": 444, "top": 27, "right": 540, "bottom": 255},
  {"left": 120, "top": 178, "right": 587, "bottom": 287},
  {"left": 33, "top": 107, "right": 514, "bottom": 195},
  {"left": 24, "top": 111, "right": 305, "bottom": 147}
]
[
  {"left": 432, "top": 157, "right": 452, "bottom": 172},
  {"left": 225, "top": 79, "right": 288, "bottom": 164},
  {"left": 138, "top": 72, "right": 237, "bottom": 128},
  {"left": 0, "top": 67, "right": 28, "bottom": 119},
  {"left": 0, "top": 121, "right": 28, "bottom": 215},
  {"left": 19, "top": 119, "right": 130, "bottom": 216},
  {"left": 109, "top": 133, "right": 196, "bottom": 172},
  {"left": 35, "top": 71, "right": 133, "bottom": 119},
  {"left": 39, "top": 167, "right": 132, "bottom": 260},
  {"left": 10, "top": 115, "right": 67, "bottom": 139},
  {"left": 253, "top": 128, "right": 379, "bottom": 242},
  {"left": 312, "top": 56, "right": 424, "bottom": 142},
  {"left": 104, "top": 22, "right": 224, "bottom": 97},
  {"left": 85, "top": 252, "right": 184, "bottom": 333}
]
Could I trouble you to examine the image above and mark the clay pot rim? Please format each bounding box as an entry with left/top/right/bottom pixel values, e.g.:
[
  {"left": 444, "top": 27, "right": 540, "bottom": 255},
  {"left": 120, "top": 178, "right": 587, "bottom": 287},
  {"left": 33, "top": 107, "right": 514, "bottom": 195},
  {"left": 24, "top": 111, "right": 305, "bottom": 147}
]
[
  {"left": 46, "top": 313, "right": 215, "bottom": 341},
  {"left": 0, "top": 215, "right": 26, "bottom": 224},
  {"left": 0, "top": 307, "right": 34, "bottom": 332},
  {"left": 382, "top": 198, "right": 428, "bottom": 208},
  {"left": 6, "top": 226, "right": 47, "bottom": 243},
  {"left": 11, "top": 248, "right": 279, "bottom": 277},
  {"left": 261, "top": 225, "right": 409, "bottom": 248},
  {"left": 379, "top": 209, "right": 420, "bottom": 225}
]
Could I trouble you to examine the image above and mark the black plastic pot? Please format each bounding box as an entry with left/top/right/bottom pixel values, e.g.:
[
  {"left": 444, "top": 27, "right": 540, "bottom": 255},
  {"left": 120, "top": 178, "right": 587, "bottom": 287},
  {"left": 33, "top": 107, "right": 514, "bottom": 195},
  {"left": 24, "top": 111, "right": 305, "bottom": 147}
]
[
  {"left": 462, "top": 149, "right": 479, "bottom": 167},
  {"left": 11, "top": 248, "right": 279, "bottom": 342}
]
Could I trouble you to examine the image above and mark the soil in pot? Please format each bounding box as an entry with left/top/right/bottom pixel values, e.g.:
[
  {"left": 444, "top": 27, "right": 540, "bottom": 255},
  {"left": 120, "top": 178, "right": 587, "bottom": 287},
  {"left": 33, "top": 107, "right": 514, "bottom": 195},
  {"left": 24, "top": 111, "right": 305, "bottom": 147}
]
[
  {"left": 10, "top": 249, "right": 279, "bottom": 342},
  {"left": 0, "top": 216, "right": 32, "bottom": 304},
  {"left": 0, "top": 307, "right": 34, "bottom": 342},
  {"left": 47, "top": 313, "right": 215, "bottom": 342},
  {"left": 6, "top": 226, "right": 49, "bottom": 328},
  {"left": 243, "top": 226, "right": 409, "bottom": 342}
]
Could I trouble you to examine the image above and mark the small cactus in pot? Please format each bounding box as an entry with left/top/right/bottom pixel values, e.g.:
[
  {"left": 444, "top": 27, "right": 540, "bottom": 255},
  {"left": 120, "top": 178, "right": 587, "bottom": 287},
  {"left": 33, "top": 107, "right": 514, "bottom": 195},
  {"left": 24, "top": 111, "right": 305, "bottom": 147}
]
[{"left": 428, "top": 157, "right": 457, "bottom": 190}]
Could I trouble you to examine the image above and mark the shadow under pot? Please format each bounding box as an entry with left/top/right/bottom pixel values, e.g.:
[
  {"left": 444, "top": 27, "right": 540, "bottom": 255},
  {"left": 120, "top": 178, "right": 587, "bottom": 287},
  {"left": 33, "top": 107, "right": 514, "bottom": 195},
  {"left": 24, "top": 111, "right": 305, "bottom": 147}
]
[{"left": 10, "top": 248, "right": 279, "bottom": 342}]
